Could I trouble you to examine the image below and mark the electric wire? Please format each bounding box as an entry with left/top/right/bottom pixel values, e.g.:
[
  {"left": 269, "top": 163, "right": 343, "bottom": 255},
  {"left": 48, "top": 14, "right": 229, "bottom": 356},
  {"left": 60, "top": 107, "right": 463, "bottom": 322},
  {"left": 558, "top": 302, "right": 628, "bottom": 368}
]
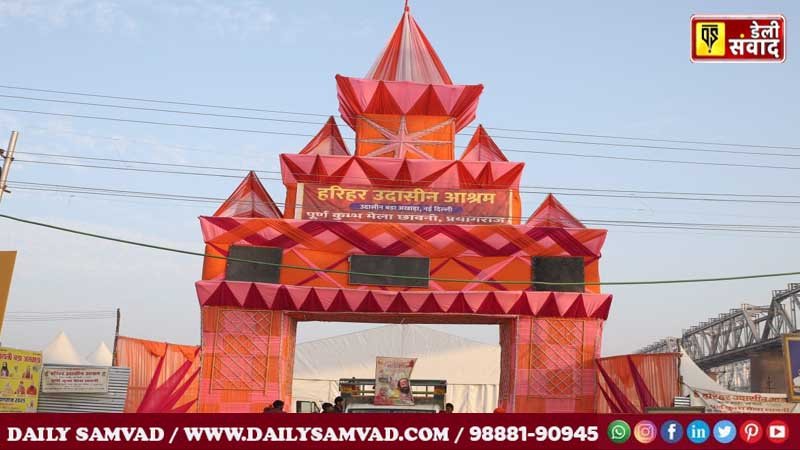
[{"left": 2, "top": 212, "right": 800, "bottom": 286}]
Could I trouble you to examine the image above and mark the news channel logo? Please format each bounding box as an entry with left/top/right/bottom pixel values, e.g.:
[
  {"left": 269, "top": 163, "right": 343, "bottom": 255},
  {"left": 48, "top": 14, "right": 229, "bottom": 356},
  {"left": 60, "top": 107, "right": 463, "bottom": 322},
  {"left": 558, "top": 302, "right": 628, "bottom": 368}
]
[
  {"left": 633, "top": 420, "right": 657, "bottom": 444},
  {"left": 607, "top": 420, "right": 631, "bottom": 444},
  {"left": 659, "top": 420, "right": 683, "bottom": 444},
  {"left": 712, "top": 420, "right": 737, "bottom": 444},
  {"left": 686, "top": 420, "right": 710, "bottom": 444}
]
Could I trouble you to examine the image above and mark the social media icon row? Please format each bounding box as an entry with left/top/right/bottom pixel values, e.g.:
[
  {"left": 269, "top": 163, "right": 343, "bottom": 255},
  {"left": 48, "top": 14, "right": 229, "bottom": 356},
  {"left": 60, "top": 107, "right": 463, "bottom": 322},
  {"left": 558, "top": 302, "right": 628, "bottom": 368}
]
[{"left": 608, "top": 419, "right": 789, "bottom": 444}]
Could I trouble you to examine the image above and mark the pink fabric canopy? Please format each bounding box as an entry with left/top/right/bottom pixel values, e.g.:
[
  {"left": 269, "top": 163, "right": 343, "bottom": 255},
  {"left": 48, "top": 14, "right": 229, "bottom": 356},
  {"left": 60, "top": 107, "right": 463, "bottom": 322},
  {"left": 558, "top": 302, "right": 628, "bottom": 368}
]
[
  {"left": 299, "top": 116, "right": 350, "bottom": 156},
  {"left": 280, "top": 153, "right": 523, "bottom": 189},
  {"left": 196, "top": 281, "right": 613, "bottom": 319},
  {"left": 460, "top": 125, "right": 508, "bottom": 162},
  {"left": 366, "top": 4, "right": 452, "bottom": 85},
  {"left": 336, "top": 76, "right": 483, "bottom": 132},
  {"left": 214, "top": 171, "right": 282, "bottom": 218},
  {"left": 527, "top": 194, "right": 586, "bottom": 228}
]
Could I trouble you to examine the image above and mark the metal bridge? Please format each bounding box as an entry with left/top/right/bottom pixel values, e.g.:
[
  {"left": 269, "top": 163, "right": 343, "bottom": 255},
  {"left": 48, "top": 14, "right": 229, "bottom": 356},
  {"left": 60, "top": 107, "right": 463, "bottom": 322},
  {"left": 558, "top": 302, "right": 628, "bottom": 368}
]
[{"left": 638, "top": 283, "right": 800, "bottom": 370}]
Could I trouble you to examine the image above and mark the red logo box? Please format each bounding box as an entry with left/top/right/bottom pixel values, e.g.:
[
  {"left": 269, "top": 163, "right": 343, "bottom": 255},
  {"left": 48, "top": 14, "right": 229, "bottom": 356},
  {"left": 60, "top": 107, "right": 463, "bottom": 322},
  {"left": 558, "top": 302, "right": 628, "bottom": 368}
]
[{"left": 691, "top": 15, "right": 785, "bottom": 63}]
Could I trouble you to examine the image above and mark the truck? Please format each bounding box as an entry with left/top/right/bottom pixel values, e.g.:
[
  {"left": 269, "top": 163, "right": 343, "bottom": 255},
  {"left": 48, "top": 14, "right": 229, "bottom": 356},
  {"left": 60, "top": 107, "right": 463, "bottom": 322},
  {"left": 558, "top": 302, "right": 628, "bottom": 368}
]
[{"left": 338, "top": 378, "right": 447, "bottom": 413}]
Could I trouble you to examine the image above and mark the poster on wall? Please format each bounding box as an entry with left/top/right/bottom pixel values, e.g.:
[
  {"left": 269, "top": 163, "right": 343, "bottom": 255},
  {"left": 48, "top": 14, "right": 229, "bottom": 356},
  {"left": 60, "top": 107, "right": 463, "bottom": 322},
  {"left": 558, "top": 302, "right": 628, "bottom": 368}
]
[
  {"left": 42, "top": 367, "right": 109, "bottom": 393},
  {"left": 296, "top": 183, "right": 513, "bottom": 225},
  {"left": 374, "top": 357, "right": 416, "bottom": 406},
  {"left": 783, "top": 335, "right": 800, "bottom": 401},
  {"left": 0, "top": 347, "right": 42, "bottom": 413}
]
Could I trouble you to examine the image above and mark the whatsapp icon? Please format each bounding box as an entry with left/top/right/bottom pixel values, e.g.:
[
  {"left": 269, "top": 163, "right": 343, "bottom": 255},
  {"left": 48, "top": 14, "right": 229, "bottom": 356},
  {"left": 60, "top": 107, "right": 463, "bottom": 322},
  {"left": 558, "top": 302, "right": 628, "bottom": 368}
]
[{"left": 607, "top": 420, "right": 631, "bottom": 444}]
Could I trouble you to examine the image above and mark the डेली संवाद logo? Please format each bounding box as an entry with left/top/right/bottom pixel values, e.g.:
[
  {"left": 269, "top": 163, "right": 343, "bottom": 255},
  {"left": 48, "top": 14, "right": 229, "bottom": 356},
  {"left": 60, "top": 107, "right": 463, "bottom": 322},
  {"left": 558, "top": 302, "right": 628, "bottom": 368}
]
[
  {"left": 607, "top": 420, "right": 631, "bottom": 444},
  {"left": 691, "top": 15, "right": 785, "bottom": 63}
]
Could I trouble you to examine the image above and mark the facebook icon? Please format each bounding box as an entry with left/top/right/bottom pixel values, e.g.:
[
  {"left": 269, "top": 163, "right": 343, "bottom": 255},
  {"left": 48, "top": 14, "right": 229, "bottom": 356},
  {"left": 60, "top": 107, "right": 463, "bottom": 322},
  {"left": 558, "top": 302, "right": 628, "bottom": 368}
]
[{"left": 660, "top": 420, "right": 683, "bottom": 444}]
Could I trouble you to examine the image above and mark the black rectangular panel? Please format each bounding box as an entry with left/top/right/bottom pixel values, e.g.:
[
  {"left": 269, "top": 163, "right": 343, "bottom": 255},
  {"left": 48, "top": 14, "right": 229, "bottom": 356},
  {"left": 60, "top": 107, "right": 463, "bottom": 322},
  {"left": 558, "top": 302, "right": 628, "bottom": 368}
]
[
  {"left": 349, "top": 255, "right": 429, "bottom": 288},
  {"left": 532, "top": 256, "right": 585, "bottom": 292},
  {"left": 226, "top": 246, "right": 282, "bottom": 283}
]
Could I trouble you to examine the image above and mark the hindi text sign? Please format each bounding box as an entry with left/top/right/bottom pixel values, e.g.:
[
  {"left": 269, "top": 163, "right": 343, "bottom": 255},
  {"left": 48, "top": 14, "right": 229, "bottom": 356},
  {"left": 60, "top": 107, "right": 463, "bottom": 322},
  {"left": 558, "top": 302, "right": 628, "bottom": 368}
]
[
  {"left": 297, "top": 183, "right": 513, "bottom": 224},
  {"left": 41, "top": 367, "right": 109, "bottom": 394}
]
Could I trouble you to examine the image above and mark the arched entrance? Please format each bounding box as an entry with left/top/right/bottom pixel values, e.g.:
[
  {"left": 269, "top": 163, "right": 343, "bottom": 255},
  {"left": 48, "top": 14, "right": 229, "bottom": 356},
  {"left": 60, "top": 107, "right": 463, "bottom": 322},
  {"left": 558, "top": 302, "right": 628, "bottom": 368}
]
[{"left": 191, "top": 4, "right": 612, "bottom": 413}]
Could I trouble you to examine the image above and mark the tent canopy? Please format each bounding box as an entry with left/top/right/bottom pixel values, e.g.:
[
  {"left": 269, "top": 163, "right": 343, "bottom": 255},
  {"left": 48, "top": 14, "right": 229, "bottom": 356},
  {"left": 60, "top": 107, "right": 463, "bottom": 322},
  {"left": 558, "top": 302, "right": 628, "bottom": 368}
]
[
  {"left": 42, "top": 331, "right": 82, "bottom": 365},
  {"left": 294, "top": 324, "right": 499, "bottom": 384},
  {"left": 293, "top": 324, "right": 500, "bottom": 413},
  {"left": 86, "top": 341, "right": 113, "bottom": 366}
]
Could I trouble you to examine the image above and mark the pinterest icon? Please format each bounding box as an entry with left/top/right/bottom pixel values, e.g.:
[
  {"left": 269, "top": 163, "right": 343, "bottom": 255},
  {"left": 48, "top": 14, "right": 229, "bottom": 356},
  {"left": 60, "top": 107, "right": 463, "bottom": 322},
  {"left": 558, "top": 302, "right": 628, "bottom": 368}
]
[{"left": 739, "top": 420, "right": 763, "bottom": 444}]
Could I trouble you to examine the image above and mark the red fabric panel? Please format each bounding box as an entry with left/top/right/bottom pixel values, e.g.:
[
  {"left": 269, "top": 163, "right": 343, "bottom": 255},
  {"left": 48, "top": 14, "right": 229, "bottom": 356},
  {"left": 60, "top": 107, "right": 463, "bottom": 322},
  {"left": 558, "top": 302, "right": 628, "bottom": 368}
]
[
  {"left": 114, "top": 336, "right": 200, "bottom": 413},
  {"left": 594, "top": 353, "right": 681, "bottom": 413}
]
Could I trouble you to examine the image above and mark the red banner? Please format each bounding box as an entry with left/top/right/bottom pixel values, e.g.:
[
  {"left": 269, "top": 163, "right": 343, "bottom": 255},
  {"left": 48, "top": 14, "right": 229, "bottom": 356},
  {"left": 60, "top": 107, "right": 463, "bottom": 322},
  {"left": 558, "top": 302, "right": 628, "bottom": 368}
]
[
  {"left": 691, "top": 15, "right": 785, "bottom": 63},
  {"left": 0, "top": 414, "right": 797, "bottom": 449},
  {"left": 296, "top": 184, "right": 513, "bottom": 224}
]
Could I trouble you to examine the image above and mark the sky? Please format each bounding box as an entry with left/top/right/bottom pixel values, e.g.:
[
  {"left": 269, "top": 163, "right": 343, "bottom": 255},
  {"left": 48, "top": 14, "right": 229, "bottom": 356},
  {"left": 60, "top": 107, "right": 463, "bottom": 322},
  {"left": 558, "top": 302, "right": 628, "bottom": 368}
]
[{"left": 0, "top": 0, "right": 797, "bottom": 359}]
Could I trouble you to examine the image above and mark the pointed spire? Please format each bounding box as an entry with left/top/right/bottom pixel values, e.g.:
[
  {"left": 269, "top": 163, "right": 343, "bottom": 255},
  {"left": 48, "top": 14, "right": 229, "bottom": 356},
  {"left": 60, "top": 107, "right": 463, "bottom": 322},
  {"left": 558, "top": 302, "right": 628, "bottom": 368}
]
[
  {"left": 527, "top": 194, "right": 585, "bottom": 228},
  {"left": 459, "top": 125, "right": 508, "bottom": 162},
  {"left": 366, "top": 4, "right": 453, "bottom": 84},
  {"left": 214, "top": 171, "right": 282, "bottom": 218},
  {"left": 299, "top": 116, "right": 350, "bottom": 156}
]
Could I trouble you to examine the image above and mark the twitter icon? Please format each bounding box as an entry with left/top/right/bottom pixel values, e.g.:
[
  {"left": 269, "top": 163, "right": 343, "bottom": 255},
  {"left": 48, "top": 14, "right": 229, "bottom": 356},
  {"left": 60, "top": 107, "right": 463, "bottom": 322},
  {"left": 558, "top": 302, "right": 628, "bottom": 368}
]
[{"left": 713, "top": 420, "right": 737, "bottom": 444}]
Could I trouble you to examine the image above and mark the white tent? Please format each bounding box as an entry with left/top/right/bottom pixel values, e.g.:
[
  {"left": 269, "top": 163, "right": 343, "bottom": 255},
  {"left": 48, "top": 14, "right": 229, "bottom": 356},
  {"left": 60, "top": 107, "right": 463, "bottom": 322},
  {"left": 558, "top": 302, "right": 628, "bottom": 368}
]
[
  {"left": 42, "top": 331, "right": 82, "bottom": 365},
  {"left": 85, "top": 341, "right": 113, "bottom": 366},
  {"left": 680, "top": 351, "right": 800, "bottom": 413},
  {"left": 292, "top": 324, "right": 500, "bottom": 412}
]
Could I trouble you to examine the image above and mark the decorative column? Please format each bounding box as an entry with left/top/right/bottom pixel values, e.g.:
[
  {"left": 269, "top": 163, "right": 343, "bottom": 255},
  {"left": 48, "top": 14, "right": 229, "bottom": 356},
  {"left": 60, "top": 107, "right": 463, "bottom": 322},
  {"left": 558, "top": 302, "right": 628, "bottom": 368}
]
[{"left": 197, "top": 307, "right": 296, "bottom": 412}]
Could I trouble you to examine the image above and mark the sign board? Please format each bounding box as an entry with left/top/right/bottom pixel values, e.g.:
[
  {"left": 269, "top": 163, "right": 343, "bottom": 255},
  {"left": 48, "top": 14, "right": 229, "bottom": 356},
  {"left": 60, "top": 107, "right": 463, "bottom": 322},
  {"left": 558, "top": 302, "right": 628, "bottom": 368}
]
[
  {"left": 0, "top": 347, "right": 42, "bottom": 413},
  {"left": 374, "top": 357, "right": 416, "bottom": 406},
  {"left": 689, "top": 387, "right": 798, "bottom": 413},
  {"left": 41, "top": 367, "right": 109, "bottom": 393},
  {"left": 297, "top": 183, "right": 513, "bottom": 224}
]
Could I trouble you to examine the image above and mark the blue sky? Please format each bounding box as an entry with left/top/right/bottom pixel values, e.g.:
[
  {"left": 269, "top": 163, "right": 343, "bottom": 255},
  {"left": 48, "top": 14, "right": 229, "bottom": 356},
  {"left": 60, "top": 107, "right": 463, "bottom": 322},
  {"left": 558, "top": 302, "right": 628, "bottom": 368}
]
[{"left": 0, "top": 0, "right": 797, "bottom": 358}]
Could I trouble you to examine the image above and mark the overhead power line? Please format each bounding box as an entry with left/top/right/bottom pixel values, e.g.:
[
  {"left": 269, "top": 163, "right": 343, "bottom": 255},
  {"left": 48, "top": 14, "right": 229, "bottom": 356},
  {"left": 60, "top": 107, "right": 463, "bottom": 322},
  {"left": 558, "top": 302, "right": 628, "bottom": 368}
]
[
  {"left": 2, "top": 83, "right": 799, "bottom": 152},
  {"left": 5, "top": 108, "right": 800, "bottom": 171},
  {"left": 1, "top": 212, "right": 799, "bottom": 286},
  {"left": 16, "top": 150, "right": 800, "bottom": 200},
  {"left": 13, "top": 156, "right": 800, "bottom": 205},
  {"left": 5, "top": 92, "right": 800, "bottom": 159}
]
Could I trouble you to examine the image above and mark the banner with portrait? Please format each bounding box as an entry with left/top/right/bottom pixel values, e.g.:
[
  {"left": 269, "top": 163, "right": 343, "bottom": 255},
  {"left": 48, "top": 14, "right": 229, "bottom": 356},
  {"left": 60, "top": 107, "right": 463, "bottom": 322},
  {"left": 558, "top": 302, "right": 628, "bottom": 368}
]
[
  {"left": 374, "top": 357, "right": 416, "bottom": 406},
  {"left": 0, "top": 347, "right": 42, "bottom": 413},
  {"left": 783, "top": 335, "right": 800, "bottom": 401},
  {"left": 296, "top": 183, "right": 513, "bottom": 225}
]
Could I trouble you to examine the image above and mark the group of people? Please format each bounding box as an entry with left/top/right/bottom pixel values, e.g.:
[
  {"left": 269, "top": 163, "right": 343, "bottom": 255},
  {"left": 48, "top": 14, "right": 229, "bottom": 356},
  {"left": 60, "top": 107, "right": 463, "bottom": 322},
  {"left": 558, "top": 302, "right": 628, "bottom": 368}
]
[
  {"left": 264, "top": 399, "right": 462, "bottom": 413},
  {"left": 320, "top": 396, "right": 345, "bottom": 413}
]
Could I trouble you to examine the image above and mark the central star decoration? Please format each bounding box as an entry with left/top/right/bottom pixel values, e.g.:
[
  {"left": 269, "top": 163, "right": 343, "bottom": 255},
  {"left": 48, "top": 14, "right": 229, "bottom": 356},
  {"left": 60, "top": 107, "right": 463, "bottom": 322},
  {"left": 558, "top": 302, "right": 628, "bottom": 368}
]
[{"left": 359, "top": 116, "right": 454, "bottom": 159}]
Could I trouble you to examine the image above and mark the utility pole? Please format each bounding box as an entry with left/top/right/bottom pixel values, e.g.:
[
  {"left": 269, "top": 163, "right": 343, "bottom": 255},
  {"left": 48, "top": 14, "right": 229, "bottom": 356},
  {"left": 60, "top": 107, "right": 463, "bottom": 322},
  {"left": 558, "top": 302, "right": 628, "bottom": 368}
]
[
  {"left": 0, "top": 131, "right": 19, "bottom": 203},
  {"left": 112, "top": 308, "right": 121, "bottom": 366}
]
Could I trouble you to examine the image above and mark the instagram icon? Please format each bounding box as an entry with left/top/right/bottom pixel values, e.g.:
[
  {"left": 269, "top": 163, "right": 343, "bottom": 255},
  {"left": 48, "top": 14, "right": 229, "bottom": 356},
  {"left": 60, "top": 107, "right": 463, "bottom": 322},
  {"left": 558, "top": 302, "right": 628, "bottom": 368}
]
[{"left": 634, "top": 420, "right": 657, "bottom": 444}]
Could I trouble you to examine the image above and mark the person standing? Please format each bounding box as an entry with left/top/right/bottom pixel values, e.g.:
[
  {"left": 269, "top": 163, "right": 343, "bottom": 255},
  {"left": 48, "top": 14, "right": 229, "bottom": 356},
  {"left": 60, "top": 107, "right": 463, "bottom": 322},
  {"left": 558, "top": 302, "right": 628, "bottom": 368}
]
[{"left": 333, "top": 396, "right": 345, "bottom": 413}]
